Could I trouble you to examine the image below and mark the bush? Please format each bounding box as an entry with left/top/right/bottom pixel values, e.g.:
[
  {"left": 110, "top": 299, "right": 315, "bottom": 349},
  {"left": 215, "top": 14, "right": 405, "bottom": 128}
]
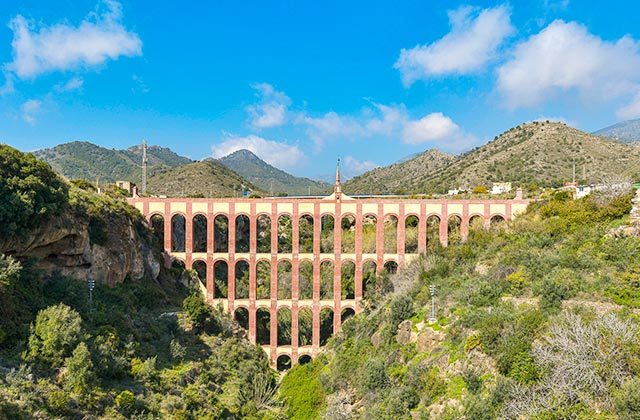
[
  {"left": 389, "top": 294, "right": 414, "bottom": 330},
  {"left": 28, "top": 304, "right": 83, "bottom": 367},
  {"left": 614, "top": 377, "right": 640, "bottom": 419},
  {"left": 63, "top": 342, "right": 96, "bottom": 398},
  {"left": 280, "top": 362, "right": 325, "bottom": 419},
  {"left": 362, "top": 359, "right": 389, "bottom": 391},
  {"left": 115, "top": 390, "right": 136, "bottom": 411}
]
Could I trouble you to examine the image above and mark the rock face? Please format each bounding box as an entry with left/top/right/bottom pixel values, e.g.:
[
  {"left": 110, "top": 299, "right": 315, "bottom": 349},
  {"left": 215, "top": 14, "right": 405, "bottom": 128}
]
[{"left": 0, "top": 209, "right": 160, "bottom": 286}]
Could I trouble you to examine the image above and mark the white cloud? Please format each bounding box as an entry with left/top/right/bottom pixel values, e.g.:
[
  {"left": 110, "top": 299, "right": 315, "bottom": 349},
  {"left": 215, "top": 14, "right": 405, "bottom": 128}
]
[
  {"left": 21, "top": 99, "right": 41, "bottom": 124},
  {"left": 395, "top": 5, "right": 513, "bottom": 84},
  {"left": 211, "top": 134, "right": 306, "bottom": 170},
  {"left": 297, "top": 111, "right": 363, "bottom": 147},
  {"left": 343, "top": 156, "right": 379, "bottom": 177},
  {"left": 54, "top": 77, "right": 83, "bottom": 92},
  {"left": 401, "top": 112, "right": 473, "bottom": 151},
  {"left": 246, "top": 83, "right": 291, "bottom": 128},
  {"left": 497, "top": 20, "right": 640, "bottom": 109},
  {"left": 6, "top": 0, "right": 142, "bottom": 79}
]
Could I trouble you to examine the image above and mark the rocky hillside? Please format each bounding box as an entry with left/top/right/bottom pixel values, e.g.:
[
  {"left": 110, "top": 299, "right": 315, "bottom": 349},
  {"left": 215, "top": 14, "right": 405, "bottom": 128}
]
[
  {"left": 34, "top": 141, "right": 192, "bottom": 184},
  {"left": 594, "top": 118, "right": 640, "bottom": 143},
  {"left": 218, "top": 149, "right": 329, "bottom": 196},
  {"left": 346, "top": 121, "right": 640, "bottom": 194},
  {"left": 147, "top": 160, "right": 263, "bottom": 197},
  {"left": 344, "top": 149, "right": 454, "bottom": 194}
]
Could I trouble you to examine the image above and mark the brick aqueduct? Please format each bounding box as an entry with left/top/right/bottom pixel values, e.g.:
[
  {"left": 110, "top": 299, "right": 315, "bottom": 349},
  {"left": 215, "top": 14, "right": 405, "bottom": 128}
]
[{"left": 128, "top": 171, "right": 528, "bottom": 368}]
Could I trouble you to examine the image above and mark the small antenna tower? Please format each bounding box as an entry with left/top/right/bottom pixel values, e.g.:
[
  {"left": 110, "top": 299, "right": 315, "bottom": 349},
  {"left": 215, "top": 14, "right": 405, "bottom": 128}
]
[
  {"left": 142, "top": 140, "right": 148, "bottom": 195},
  {"left": 572, "top": 163, "right": 576, "bottom": 184}
]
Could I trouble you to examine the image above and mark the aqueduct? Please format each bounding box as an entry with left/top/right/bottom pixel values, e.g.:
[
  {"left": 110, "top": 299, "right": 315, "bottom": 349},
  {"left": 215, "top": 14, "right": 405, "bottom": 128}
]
[{"left": 128, "top": 171, "right": 528, "bottom": 368}]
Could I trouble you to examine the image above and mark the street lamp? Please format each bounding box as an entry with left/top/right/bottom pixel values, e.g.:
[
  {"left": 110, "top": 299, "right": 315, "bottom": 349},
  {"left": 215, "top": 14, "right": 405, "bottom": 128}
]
[
  {"left": 428, "top": 284, "right": 437, "bottom": 324},
  {"left": 88, "top": 277, "right": 96, "bottom": 313}
]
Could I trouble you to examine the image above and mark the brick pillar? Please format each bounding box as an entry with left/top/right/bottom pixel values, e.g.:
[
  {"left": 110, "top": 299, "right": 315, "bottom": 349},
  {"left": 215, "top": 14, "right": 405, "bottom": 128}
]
[
  {"left": 270, "top": 305, "right": 277, "bottom": 362},
  {"left": 249, "top": 306, "right": 256, "bottom": 343},
  {"left": 354, "top": 203, "right": 363, "bottom": 308},
  {"left": 292, "top": 204, "right": 300, "bottom": 301},
  {"left": 376, "top": 203, "right": 384, "bottom": 272},
  {"left": 185, "top": 202, "right": 193, "bottom": 268},
  {"left": 334, "top": 202, "right": 342, "bottom": 332},
  {"left": 206, "top": 203, "right": 214, "bottom": 300},
  {"left": 397, "top": 204, "right": 405, "bottom": 267},
  {"left": 270, "top": 203, "right": 278, "bottom": 361},
  {"left": 461, "top": 203, "right": 470, "bottom": 242},
  {"left": 439, "top": 202, "right": 448, "bottom": 247},
  {"left": 163, "top": 201, "right": 171, "bottom": 254},
  {"left": 228, "top": 204, "right": 236, "bottom": 312},
  {"left": 312, "top": 203, "right": 321, "bottom": 349},
  {"left": 291, "top": 303, "right": 299, "bottom": 362},
  {"left": 248, "top": 207, "right": 257, "bottom": 343},
  {"left": 506, "top": 202, "right": 512, "bottom": 220},
  {"left": 484, "top": 203, "right": 491, "bottom": 229},
  {"left": 418, "top": 202, "right": 427, "bottom": 253}
]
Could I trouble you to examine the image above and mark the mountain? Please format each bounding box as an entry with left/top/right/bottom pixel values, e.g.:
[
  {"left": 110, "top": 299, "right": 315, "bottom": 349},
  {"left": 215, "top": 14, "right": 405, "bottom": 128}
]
[
  {"left": 147, "top": 160, "right": 263, "bottom": 197},
  {"left": 34, "top": 141, "right": 192, "bottom": 184},
  {"left": 594, "top": 118, "right": 640, "bottom": 143},
  {"left": 345, "top": 121, "right": 640, "bottom": 194},
  {"left": 344, "top": 149, "right": 455, "bottom": 194},
  {"left": 218, "top": 149, "right": 329, "bottom": 196}
]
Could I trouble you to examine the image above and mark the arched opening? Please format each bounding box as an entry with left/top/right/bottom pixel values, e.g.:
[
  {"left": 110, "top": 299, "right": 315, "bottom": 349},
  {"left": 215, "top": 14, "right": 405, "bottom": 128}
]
[
  {"left": 320, "top": 308, "right": 334, "bottom": 346},
  {"left": 150, "top": 214, "right": 164, "bottom": 247},
  {"left": 277, "top": 307, "right": 292, "bottom": 346},
  {"left": 340, "top": 261, "right": 355, "bottom": 299},
  {"left": 277, "top": 260, "right": 292, "bottom": 299},
  {"left": 491, "top": 215, "right": 506, "bottom": 227},
  {"left": 171, "top": 214, "right": 186, "bottom": 252},
  {"left": 278, "top": 214, "right": 293, "bottom": 253},
  {"left": 192, "top": 214, "right": 208, "bottom": 252},
  {"left": 213, "top": 260, "right": 228, "bottom": 298},
  {"left": 299, "top": 354, "right": 312, "bottom": 365},
  {"left": 256, "top": 308, "right": 270, "bottom": 345},
  {"left": 341, "top": 307, "right": 355, "bottom": 324},
  {"left": 299, "top": 215, "right": 314, "bottom": 253},
  {"left": 404, "top": 215, "right": 419, "bottom": 254},
  {"left": 214, "top": 215, "right": 229, "bottom": 252},
  {"left": 192, "top": 260, "right": 207, "bottom": 287},
  {"left": 383, "top": 215, "right": 398, "bottom": 254},
  {"left": 298, "top": 308, "right": 313, "bottom": 346},
  {"left": 363, "top": 261, "right": 377, "bottom": 298},
  {"left": 320, "top": 260, "right": 334, "bottom": 299},
  {"left": 256, "top": 260, "right": 271, "bottom": 300},
  {"left": 469, "top": 215, "right": 484, "bottom": 232},
  {"left": 172, "top": 259, "right": 185, "bottom": 272},
  {"left": 363, "top": 214, "right": 377, "bottom": 254},
  {"left": 235, "top": 260, "right": 250, "bottom": 299},
  {"left": 298, "top": 260, "right": 313, "bottom": 300},
  {"left": 448, "top": 215, "right": 462, "bottom": 245},
  {"left": 234, "top": 307, "right": 249, "bottom": 330},
  {"left": 277, "top": 355, "right": 292, "bottom": 371},
  {"left": 235, "top": 215, "right": 250, "bottom": 253},
  {"left": 384, "top": 260, "right": 398, "bottom": 275},
  {"left": 257, "top": 214, "right": 271, "bottom": 253},
  {"left": 320, "top": 215, "right": 334, "bottom": 253},
  {"left": 340, "top": 215, "right": 356, "bottom": 253},
  {"left": 426, "top": 215, "right": 441, "bottom": 250}
]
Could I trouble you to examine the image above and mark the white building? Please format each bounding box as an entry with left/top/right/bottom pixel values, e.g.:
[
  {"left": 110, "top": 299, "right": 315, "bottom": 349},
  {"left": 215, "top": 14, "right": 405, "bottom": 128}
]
[{"left": 491, "top": 182, "right": 512, "bottom": 195}]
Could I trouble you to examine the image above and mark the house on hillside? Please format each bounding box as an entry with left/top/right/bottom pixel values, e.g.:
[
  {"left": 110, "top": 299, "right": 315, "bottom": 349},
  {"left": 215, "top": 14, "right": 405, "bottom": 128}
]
[
  {"left": 116, "top": 180, "right": 136, "bottom": 196},
  {"left": 491, "top": 182, "right": 512, "bottom": 195}
]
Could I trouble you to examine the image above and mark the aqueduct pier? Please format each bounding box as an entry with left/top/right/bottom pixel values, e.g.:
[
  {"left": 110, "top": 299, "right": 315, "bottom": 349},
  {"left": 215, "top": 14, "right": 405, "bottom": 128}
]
[{"left": 127, "top": 181, "right": 528, "bottom": 368}]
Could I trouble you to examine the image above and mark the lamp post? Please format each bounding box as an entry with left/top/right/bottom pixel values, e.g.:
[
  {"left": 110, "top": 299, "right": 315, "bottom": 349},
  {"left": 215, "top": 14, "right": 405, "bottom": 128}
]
[
  {"left": 88, "top": 277, "right": 96, "bottom": 313},
  {"left": 428, "top": 284, "right": 437, "bottom": 324}
]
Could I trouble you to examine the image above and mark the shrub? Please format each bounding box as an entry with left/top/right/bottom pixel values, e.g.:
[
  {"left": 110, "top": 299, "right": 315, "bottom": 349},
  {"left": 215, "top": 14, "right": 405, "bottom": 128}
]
[
  {"left": 614, "top": 377, "right": 640, "bottom": 419},
  {"left": 462, "top": 368, "right": 483, "bottom": 394},
  {"left": 362, "top": 359, "right": 389, "bottom": 391},
  {"left": 131, "top": 356, "right": 157, "bottom": 384},
  {"left": 183, "top": 291, "right": 214, "bottom": 332},
  {"left": 28, "top": 304, "right": 83, "bottom": 367},
  {"left": 390, "top": 294, "right": 414, "bottom": 330},
  {"left": 115, "top": 390, "right": 136, "bottom": 411},
  {"left": 63, "top": 342, "right": 96, "bottom": 398},
  {"left": 280, "top": 362, "right": 325, "bottom": 419}
]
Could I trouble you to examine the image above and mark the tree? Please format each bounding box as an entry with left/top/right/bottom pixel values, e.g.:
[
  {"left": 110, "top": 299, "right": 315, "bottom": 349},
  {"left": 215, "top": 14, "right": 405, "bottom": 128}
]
[
  {"left": 182, "top": 291, "right": 215, "bottom": 332},
  {"left": 63, "top": 342, "right": 96, "bottom": 398},
  {"left": 28, "top": 304, "right": 82, "bottom": 367}
]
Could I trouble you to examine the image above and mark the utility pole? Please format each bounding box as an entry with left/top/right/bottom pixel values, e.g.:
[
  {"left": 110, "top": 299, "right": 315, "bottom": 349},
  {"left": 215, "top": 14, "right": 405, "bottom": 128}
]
[
  {"left": 88, "top": 277, "right": 96, "bottom": 314},
  {"left": 142, "top": 140, "right": 148, "bottom": 195},
  {"left": 428, "top": 284, "right": 437, "bottom": 324}
]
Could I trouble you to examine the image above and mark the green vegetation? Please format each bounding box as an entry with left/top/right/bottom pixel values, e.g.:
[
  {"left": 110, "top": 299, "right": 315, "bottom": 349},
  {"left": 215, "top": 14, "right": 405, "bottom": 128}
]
[{"left": 279, "top": 189, "right": 640, "bottom": 418}]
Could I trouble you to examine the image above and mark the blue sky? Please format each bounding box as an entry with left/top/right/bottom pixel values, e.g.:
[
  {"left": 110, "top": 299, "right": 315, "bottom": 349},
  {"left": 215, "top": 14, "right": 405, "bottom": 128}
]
[{"left": 1, "top": 0, "right": 640, "bottom": 180}]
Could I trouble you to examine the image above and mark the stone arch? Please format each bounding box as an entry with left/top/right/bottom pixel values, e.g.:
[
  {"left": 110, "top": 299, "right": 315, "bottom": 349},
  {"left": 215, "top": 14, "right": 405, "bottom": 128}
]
[
  {"left": 192, "top": 260, "right": 206, "bottom": 287},
  {"left": 404, "top": 215, "right": 419, "bottom": 254},
  {"left": 298, "top": 260, "right": 313, "bottom": 300},
  {"left": 426, "top": 215, "right": 441, "bottom": 250},
  {"left": 298, "top": 307, "right": 313, "bottom": 346},
  {"left": 298, "top": 214, "right": 314, "bottom": 253},
  {"left": 256, "top": 214, "right": 271, "bottom": 253},
  {"left": 469, "top": 214, "right": 484, "bottom": 232},
  {"left": 234, "top": 307, "right": 249, "bottom": 330},
  {"left": 192, "top": 214, "right": 207, "bottom": 252},
  {"left": 320, "top": 307, "right": 334, "bottom": 346},
  {"left": 213, "top": 260, "right": 228, "bottom": 298},
  {"left": 277, "top": 260, "right": 292, "bottom": 299},
  {"left": 256, "top": 307, "right": 270, "bottom": 345},
  {"left": 277, "top": 354, "right": 292, "bottom": 371},
  {"left": 363, "top": 214, "right": 377, "bottom": 253},
  {"left": 277, "top": 307, "right": 292, "bottom": 346},
  {"left": 320, "top": 214, "right": 335, "bottom": 253},
  {"left": 340, "top": 214, "right": 356, "bottom": 253},
  {"left": 363, "top": 260, "right": 377, "bottom": 298},
  {"left": 171, "top": 214, "right": 186, "bottom": 252},
  {"left": 340, "top": 260, "right": 355, "bottom": 299},
  {"left": 384, "top": 260, "right": 398, "bottom": 275},
  {"left": 448, "top": 214, "right": 462, "bottom": 245},
  {"left": 383, "top": 214, "right": 398, "bottom": 254},
  {"left": 235, "top": 260, "right": 250, "bottom": 299},
  {"left": 172, "top": 258, "right": 185, "bottom": 271},
  {"left": 256, "top": 260, "right": 271, "bottom": 300},
  {"left": 214, "top": 214, "right": 229, "bottom": 252},
  {"left": 150, "top": 214, "right": 164, "bottom": 246},
  {"left": 490, "top": 214, "right": 506, "bottom": 227},
  {"left": 341, "top": 307, "right": 355, "bottom": 324},
  {"left": 278, "top": 214, "right": 293, "bottom": 253},
  {"left": 235, "top": 214, "right": 250, "bottom": 253},
  {"left": 299, "top": 354, "right": 312, "bottom": 365},
  {"left": 320, "top": 260, "right": 334, "bottom": 299}
]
